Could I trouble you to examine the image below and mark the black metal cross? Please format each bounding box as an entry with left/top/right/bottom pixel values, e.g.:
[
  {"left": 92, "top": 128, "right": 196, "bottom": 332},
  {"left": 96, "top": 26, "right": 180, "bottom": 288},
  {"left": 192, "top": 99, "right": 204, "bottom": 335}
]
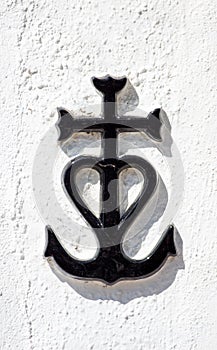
[
  {"left": 45, "top": 75, "right": 176, "bottom": 284},
  {"left": 57, "top": 75, "right": 163, "bottom": 144}
]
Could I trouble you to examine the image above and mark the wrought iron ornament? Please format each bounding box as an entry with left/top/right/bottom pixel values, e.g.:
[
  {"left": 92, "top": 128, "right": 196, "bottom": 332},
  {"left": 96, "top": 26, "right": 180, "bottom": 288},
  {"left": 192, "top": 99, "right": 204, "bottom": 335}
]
[{"left": 45, "top": 75, "right": 177, "bottom": 285}]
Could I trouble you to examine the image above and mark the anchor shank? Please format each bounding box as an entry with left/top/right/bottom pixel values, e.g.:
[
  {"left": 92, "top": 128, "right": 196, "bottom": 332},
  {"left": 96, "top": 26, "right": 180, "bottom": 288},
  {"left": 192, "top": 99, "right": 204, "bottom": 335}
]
[
  {"left": 100, "top": 121, "right": 120, "bottom": 232},
  {"left": 99, "top": 162, "right": 120, "bottom": 229}
]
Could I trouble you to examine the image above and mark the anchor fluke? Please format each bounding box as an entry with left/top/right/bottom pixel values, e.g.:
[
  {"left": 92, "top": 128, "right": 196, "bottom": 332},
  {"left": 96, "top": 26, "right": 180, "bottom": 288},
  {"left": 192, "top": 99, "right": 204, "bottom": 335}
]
[{"left": 45, "top": 225, "right": 177, "bottom": 285}]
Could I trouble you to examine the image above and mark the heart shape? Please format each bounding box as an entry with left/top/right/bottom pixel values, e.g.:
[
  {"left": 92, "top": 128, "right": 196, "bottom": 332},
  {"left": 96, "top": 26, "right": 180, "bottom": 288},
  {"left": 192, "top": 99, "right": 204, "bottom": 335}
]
[{"left": 62, "top": 155, "right": 157, "bottom": 240}]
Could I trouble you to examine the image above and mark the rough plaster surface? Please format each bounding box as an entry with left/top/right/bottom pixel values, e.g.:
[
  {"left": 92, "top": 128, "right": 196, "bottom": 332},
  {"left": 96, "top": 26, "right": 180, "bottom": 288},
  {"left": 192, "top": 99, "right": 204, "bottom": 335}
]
[{"left": 1, "top": 0, "right": 217, "bottom": 349}]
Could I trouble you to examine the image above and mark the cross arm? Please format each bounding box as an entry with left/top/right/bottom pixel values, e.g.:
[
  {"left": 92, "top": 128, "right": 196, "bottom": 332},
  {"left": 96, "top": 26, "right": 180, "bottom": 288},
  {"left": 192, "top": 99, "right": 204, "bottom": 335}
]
[{"left": 56, "top": 108, "right": 164, "bottom": 142}]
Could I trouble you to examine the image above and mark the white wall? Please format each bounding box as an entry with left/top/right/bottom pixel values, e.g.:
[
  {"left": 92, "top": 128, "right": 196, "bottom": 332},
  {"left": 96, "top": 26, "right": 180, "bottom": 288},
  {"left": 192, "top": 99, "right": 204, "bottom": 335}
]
[{"left": 1, "top": 0, "right": 217, "bottom": 349}]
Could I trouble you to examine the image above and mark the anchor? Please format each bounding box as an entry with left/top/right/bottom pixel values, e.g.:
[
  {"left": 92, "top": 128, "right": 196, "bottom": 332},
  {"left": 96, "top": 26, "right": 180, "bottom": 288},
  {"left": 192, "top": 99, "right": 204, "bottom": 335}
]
[{"left": 45, "top": 75, "right": 177, "bottom": 285}]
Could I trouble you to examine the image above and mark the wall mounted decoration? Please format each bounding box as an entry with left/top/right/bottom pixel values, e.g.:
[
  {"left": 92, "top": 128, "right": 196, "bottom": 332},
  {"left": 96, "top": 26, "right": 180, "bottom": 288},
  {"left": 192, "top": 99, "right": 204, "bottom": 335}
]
[{"left": 33, "top": 75, "right": 183, "bottom": 285}]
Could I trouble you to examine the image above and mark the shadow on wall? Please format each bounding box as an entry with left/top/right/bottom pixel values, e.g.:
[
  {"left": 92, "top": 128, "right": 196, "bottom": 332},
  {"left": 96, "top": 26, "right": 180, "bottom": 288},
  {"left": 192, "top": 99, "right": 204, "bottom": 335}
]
[{"left": 47, "top": 229, "right": 184, "bottom": 304}]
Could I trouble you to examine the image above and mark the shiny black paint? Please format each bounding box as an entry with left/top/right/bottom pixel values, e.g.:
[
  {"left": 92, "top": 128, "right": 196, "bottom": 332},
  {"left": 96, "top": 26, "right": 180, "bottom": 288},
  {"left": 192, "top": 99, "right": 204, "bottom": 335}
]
[{"left": 45, "top": 75, "right": 176, "bottom": 284}]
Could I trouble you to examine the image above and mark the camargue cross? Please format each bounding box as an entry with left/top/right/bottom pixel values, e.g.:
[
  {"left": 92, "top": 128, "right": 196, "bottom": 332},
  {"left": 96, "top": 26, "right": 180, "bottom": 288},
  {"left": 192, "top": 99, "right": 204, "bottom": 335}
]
[{"left": 45, "top": 75, "right": 176, "bottom": 284}]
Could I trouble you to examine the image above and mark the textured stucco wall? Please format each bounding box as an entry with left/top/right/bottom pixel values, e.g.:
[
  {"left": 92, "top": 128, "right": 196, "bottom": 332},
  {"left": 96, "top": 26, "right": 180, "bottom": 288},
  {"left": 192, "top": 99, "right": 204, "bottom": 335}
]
[{"left": 1, "top": 0, "right": 217, "bottom": 349}]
